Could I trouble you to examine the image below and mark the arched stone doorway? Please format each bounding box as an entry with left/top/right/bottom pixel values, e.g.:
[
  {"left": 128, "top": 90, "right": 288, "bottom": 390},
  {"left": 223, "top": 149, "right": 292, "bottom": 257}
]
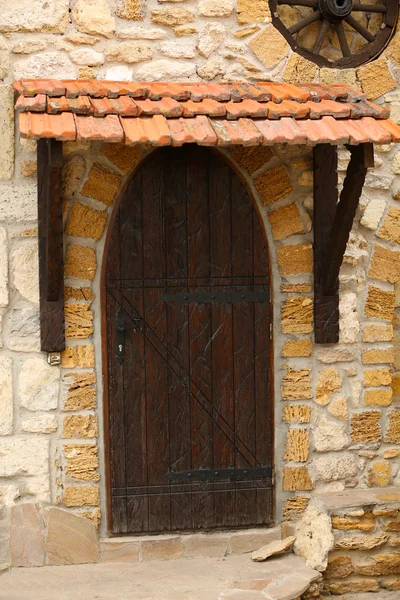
[{"left": 102, "top": 146, "right": 274, "bottom": 534}]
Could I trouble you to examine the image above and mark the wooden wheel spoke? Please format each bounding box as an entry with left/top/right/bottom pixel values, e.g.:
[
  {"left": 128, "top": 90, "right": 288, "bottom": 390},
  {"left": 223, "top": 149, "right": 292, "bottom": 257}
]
[
  {"left": 351, "top": 3, "right": 386, "bottom": 12},
  {"left": 335, "top": 21, "right": 351, "bottom": 56},
  {"left": 345, "top": 14, "right": 376, "bottom": 41},
  {"left": 288, "top": 10, "right": 322, "bottom": 34},
  {"left": 277, "top": 0, "right": 318, "bottom": 6},
  {"left": 312, "top": 18, "right": 330, "bottom": 53}
]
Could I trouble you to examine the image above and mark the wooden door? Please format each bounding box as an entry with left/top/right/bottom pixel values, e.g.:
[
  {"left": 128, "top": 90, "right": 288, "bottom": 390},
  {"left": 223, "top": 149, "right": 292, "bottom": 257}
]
[{"left": 105, "top": 147, "right": 273, "bottom": 534}]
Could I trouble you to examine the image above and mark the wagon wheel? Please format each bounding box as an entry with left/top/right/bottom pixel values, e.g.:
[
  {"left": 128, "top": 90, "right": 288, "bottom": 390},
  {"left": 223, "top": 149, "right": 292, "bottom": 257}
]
[{"left": 269, "top": 0, "right": 399, "bottom": 68}]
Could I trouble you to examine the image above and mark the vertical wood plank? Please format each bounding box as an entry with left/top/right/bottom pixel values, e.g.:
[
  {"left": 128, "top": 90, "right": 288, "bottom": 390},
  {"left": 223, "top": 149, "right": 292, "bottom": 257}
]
[
  {"left": 164, "top": 148, "right": 192, "bottom": 531},
  {"left": 37, "top": 138, "right": 65, "bottom": 352},
  {"left": 313, "top": 144, "right": 339, "bottom": 344},
  {"left": 142, "top": 151, "right": 171, "bottom": 532},
  {"left": 187, "top": 147, "right": 214, "bottom": 529}
]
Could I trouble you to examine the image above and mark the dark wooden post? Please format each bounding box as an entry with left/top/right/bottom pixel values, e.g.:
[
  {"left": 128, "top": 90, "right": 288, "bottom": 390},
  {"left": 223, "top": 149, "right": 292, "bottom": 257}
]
[
  {"left": 37, "top": 138, "right": 66, "bottom": 352},
  {"left": 313, "top": 144, "right": 339, "bottom": 344},
  {"left": 313, "top": 143, "right": 371, "bottom": 344}
]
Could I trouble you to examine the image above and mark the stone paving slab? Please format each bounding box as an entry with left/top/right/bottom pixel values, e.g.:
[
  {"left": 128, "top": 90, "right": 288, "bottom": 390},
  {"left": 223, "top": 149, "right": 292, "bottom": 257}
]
[{"left": 0, "top": 553, "right": 319, "bottom": 600}]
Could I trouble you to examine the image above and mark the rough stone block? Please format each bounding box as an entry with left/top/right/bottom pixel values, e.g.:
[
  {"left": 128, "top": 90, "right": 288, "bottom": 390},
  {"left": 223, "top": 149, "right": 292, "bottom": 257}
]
[
  {"left": 363, "top": 324, "right": 394, "bottom": 342},
  {"left": 268, "top": 203, "right": 304, "bottom": 240},
  {"left": 364, "top": 389, "right": 393, "bottom": 406},
  {"left": 357, "top": 57, "right": 396, "bottom": 100},
  {"left": 368, "top": 244, "right": 400, "bottom": 284},
  {"left": 249, "top": 25, "right": 289, "bottom": 69},
  {"left": 81, "top": 164, "right": 122, "bottom": 206},
  {"left": 64, "top": 287, "right": 94, "bottom": 302},
  {"left": 328, "top": 580, "right": 380, "bottom": 594},
  {"left": 282, "top": 339, "right": 312, "bottom": 357},
  {"left": 283, "top": 405, "right": 311, "bottom": 424},
  {"left": 229, "top": 145, "right": 273, "bottom": 175},
  {"left": 378, "top": 206, "right": 400, "bottom": 245},
  {"left": 283, "top": 54, "right": 318, "bottom": 84},
  {"left": 283, "top": 496, "right": 309, "bottom": 521},
  {"left": 198, "top": 0, "right": 233, "bottom": 17},
  {"left": 151, "top": 7, "right": 195, "bottom": 26},
  {"left": 0, "top": 356, "right": 12, "bottom": 435},
  {"left": 332, "top": 513, "right": 376, "bottom": 531},
  {"left": 334, "top": 533, "right": 389, "bottom": 550},
  {"left": 282, "top": 467, "right": 312, "bottom": 491},
  {"left": 10, "top": 504, "right": 45, "bottom": 568},
  {"left": 19, "top": 356, "right": 59, "bottom": 411},
  {"left": 351, "top": 411, "right": 381, "bottom": 442},
  {"left": 0, "top": 0, "right": 68, "bottom": 33},
  {"left": 64, "top": 486, "right": 100, "bottom": 507},
  {"left": 116, "top": 0, "right": 146, "bottom": 20},
  {"left": 313, "top": 452, "right": 364, "bottom": 482},
  {"left": 325, "top": 555, "right": 354, "bottom": 579},
  {"left": 0, "top": 437, "right": 50, "bottom": 502},
  {"left": 102, "top": 144, "right": 145, "bottom": 174},
  {"left": 0, "top": 181, "right": 37, "bottom": 222},
  {"left": 254, "top": 165, "right": 294, "bottom": 208},
  {"left": 100, "top": 539, "right": 139, "bottom": 562},
  {"left": 368, "top": 461, "right": 391, "bottom": 487},
  {"left": 72, "top": 0, "right": 115, "bottom": 38},
  {"left": 105, "top": 41, "right": 152, "bottom": 63},
  {"left": 362, "top": 347, "right": 395, "bottom": 365},
  {"left": 11, "top": 241, "right": 39, "bottom": 303},
  {"left": 62, "top": 415, "right": 98, "bottom": 439},
  {"left": 281, "top": 297, "right": 313, "bottom": 334},
  {"left": 386, "top": 410, "right": 400, "bottom": 443},
  {"left": 355, "top": 553, "right": 400, "bottom": 576},
  {"left": 21, "top": 414, "right": 58, "bottom": 434},
  {"left": 0, "top": 86, "right": 14, "bottom": 180},
  {"left": 237, "top": 0, "right": 271, "bottom": 24},
  {"left": 65, "top": 245, "right": 97, "bottom": 281},
  {"left": 281, "top": 368, "right": 312, "bottom": 400},
  {"left": 328, "top": 397, "right": 348, "bottom": 422},
  {"left": 63, "top": 372, "right": 96, "bottom": 411},
  {"left": 65, "top": 303, "right": 94, "bottom": 339},
  {"left": 141, "top": 537, "right": 183, "bottom": 560},
  {"left": 64, "top": 444, "right": 99, "bottom": 481},
  {"left": 67, "top": 202, "right": 107, "bottom": 242},
  {"left": 384, "top": 518, "right": 400, "bottom": 532},
  {"left": 284, "top": 429, "right": 309, "bottom": 462},
  {"left": 315, "top": 368, "right": 342, "bottom": 405},
  {"left": 61, "top": 345, "right": 95, "bottom": 368},
  {"left": 277, "top": 243, "right": 312, "bottom": 276},
  {"left": 46, "top": 507, "right": 99, "bottom": 565}
]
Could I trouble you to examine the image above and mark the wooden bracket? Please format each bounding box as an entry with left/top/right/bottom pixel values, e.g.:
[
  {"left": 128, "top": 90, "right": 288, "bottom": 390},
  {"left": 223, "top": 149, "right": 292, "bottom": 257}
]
[
  {"left": 37, "top": 138, "right": 66, "bottom": 352},
  {"left": 313, "top": 143, "right": 372, "bottom": 344}
]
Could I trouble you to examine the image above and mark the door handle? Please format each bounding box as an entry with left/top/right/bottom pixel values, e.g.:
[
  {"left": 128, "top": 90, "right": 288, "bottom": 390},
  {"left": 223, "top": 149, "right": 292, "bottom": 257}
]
[{"left": 116, "top": 308, "right": 125, "bottom": 365}]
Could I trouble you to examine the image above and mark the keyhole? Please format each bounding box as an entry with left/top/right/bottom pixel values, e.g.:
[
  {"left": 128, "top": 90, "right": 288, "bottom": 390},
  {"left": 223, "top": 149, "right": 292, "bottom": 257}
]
[{"left": 118, "top": 344, "right": 123, "bottom": 352}]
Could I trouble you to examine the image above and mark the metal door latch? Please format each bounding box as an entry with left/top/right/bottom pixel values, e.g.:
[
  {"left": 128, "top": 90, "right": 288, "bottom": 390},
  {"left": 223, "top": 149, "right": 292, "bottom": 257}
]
[{"left": 116, "top": 308, "right": 125, "bottom": 365}]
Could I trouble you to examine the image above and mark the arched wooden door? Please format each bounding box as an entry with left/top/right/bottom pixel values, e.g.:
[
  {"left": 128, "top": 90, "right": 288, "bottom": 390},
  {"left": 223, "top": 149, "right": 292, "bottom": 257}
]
[{"left": 105, "top": 146, "right": 273, "bottom": 534}]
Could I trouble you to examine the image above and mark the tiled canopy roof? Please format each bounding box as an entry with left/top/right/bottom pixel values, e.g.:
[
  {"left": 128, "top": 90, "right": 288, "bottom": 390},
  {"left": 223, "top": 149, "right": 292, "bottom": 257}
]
[{"left": 13, "top": 79, "right": 400, "bottom": 146}]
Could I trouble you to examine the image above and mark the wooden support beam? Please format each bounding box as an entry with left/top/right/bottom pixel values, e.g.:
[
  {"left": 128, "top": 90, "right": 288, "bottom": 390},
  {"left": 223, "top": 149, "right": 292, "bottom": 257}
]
[
  {"left": 323, "top": 144, "right": 371, "bottom": 295},
  {"left": 313, "top": 143, "right": 371, "bottom": 344},
  {"left": 313, "top": 144, "right": 339, "bottom": 344},
  {"left": 37, "top": 138, "right": 65, "bottom": 353}
]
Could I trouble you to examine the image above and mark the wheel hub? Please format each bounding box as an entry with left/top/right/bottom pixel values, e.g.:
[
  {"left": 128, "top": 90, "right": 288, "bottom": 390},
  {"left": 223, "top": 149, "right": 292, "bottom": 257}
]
[{"left": 318, "top": 0, "right": 353, "bottom": 22}]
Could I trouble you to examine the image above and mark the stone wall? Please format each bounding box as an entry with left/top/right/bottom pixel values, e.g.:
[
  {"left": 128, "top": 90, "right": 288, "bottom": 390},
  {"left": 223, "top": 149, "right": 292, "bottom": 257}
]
[{"left": 0, "top": 0, "right": 400, "bottom": 578}]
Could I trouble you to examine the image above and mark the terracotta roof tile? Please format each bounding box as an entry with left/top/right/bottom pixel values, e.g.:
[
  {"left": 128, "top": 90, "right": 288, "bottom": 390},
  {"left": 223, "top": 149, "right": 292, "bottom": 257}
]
[
  {"left": 122, "top": 114, "right": 171, "bottom": 146},
  {"left": 181, "top": 99, "right": 227, "bottom": 118},
  {"left": 254, "top": 118, "right": 307, "bottom": 145},
  {"left": 134, "top": 97, "right": 183, "bottom": 117},
  {"left": 169, "top": 115, "right": 217, "bottom": 146},
  {"left": 12, "top": 79, "right": 400, "bottom": 147},
  {"left": 211, "top": 118, "right": 263, "bottom": 146},
  {"left": 15, "top": 94, "right": 47, "bottom": 112},
  {"left": 75, "top": 114, "right": 124, "bottom": 142},
  {"left": 19, "top": 112, "right": 76, "bottom": 140}
]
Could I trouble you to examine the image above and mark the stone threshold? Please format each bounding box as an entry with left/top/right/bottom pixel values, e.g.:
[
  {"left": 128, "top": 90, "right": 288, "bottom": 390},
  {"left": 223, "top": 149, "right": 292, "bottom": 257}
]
[
  {"left": 100, "top": 526, "right": 282, "bottom": 563},
  {"left": 1, "top": 553, "right": 322, "bottom": 600}
]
